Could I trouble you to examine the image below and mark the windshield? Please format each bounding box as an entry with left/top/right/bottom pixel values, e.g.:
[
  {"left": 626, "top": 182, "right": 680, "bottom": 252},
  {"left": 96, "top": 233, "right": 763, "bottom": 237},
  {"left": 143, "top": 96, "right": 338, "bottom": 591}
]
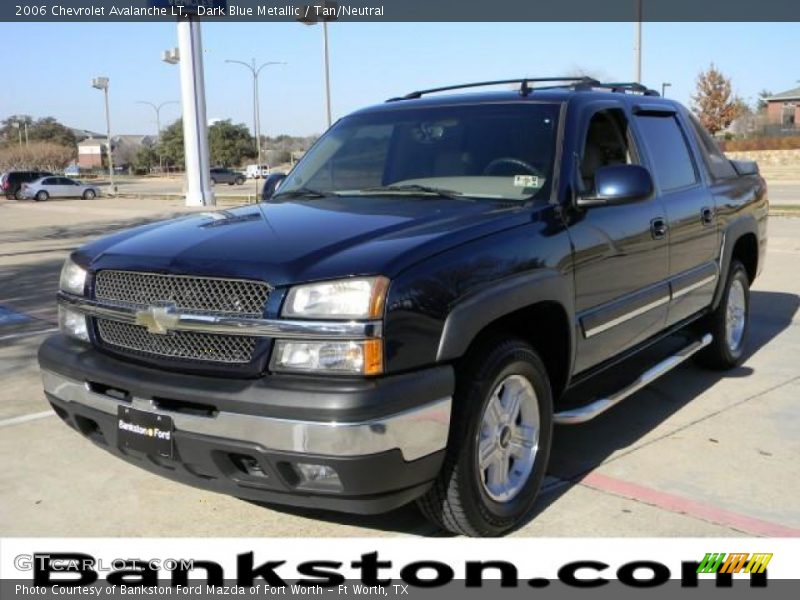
[{"left": 277, "top": 103, "right": 560, "bottom": 202}]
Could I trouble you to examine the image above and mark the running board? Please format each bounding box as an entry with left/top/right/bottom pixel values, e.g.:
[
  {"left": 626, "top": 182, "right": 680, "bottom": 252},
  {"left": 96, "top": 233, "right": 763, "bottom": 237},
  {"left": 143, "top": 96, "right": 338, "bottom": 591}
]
[{"left": 554, "top": 334, "right": 713, "bottom": 425}]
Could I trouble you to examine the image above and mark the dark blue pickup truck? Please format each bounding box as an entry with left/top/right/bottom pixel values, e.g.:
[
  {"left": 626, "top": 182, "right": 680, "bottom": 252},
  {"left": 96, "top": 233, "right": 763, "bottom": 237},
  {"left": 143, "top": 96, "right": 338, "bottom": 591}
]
[{"left": 39, "top": 78, "right": 768, "bottom": 536}]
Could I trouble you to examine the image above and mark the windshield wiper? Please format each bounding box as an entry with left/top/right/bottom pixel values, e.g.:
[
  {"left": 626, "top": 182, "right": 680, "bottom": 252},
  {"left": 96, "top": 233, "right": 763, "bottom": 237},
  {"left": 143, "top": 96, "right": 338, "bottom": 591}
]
[
  {"left": 357, "top": 184, "right": 465, "bottom": 199},
  {"left": 272, "top": 187, "right": 329, "bottom": 199}
]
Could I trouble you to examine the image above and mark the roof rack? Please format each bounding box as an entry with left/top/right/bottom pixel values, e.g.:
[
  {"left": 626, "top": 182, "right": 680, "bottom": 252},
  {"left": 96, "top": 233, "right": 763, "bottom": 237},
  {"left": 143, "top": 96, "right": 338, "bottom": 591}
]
[
  {"left": 386, "top": 77, "right": 599, "bottom": 101},
  {"left": 386, "top": 77, "right": 660, "bottom": 102}
]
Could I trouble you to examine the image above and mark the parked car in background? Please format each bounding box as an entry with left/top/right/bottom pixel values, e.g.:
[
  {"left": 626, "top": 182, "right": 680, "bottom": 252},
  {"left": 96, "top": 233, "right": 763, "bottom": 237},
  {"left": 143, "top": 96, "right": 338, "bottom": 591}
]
[
  {"left": 1, "top": 170, "right": 53, "bottom": 200},
  {"left": 245, "top": 164, "right": 271, "bottom": 179},
  {"left": 22, "top": 176, "right": 101, "bottom": 201},
  {"left": 210, "top": 167, "right": 246, "bottom": 185}
]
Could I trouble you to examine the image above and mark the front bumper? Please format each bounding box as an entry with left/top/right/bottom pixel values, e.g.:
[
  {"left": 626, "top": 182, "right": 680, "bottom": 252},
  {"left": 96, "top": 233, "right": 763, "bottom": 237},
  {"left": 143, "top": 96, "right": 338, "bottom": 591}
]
[{"left": 39, "top": 335, "right": 453, "bottom": 514}]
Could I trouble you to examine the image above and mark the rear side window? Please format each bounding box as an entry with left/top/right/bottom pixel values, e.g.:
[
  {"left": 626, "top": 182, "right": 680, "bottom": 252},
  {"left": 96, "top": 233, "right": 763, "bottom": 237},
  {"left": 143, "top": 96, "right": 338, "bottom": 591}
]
[
  {"left": 687, "top": 113, "right": 738, "bottom": 180},
  {"left": 635, "top": 114, "right": 698, "bottom": 192},
  {"left": 42, "top": 178, "right": 56, "bottom": 185}
]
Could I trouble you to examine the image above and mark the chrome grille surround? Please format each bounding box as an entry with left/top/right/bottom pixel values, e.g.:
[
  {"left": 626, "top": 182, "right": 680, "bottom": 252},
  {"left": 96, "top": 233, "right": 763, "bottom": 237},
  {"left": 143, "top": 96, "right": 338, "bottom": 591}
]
[
  {"left": 96, "top": 319, "right": 257, "bottom": 364},
  {"left": 93, "top": 270, "right": 270, "bottom": 365},
  {"left": 95, "top": 270, "right": 271, "bottom": 317}
]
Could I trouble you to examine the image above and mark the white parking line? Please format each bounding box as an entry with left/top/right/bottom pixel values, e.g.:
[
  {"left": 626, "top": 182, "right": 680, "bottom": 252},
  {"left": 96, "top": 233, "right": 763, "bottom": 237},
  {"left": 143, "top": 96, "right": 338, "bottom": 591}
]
[
  {"left": 0, "top": 327, "right": 58, "bottom": 342},
  {"left": 0, "top": 410, "right": 54, "bottom": 428}
]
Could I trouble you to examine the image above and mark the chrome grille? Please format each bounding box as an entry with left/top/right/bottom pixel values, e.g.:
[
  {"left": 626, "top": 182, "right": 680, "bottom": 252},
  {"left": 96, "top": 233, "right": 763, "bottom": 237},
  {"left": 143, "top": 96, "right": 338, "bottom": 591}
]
[
  {"left": 96, "top": 319, "right": 257, "bottom": 364},
  {"left": 95, "top": 270, "right": 270, "bottom": 317}
]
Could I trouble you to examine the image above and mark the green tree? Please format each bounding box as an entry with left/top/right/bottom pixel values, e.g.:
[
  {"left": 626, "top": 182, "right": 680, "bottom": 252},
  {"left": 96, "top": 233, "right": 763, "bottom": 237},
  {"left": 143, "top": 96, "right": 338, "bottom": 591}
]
[
  {"left": 134, "top": 145, "right": 159, "bottom": 172},
  {"left": 755, "top": 89, "right": 773, "bottom": 113},
  {"left": 157, "top": 119, "right": 185, "bottom": 167},
  {"left": 29, "top": 117, "right": 77, "bottom": 147},
  {"left": 208, "top": 120, "right": 256, "bottom": 167},
  {"left": 1, "top": 115, "right": 34, "bottom": 146},
  {"left": 0, "top": 115, "right": 77, "bottom": 148}
]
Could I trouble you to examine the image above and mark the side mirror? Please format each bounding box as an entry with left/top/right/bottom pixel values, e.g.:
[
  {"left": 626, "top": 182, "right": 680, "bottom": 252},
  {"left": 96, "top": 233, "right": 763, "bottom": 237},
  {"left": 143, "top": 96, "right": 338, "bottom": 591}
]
[
  {"left": 576, "top": 164, "right": 654, "bottom": 208},
  {"left": 261, "top": 173, "right": 287, "bottom": 201}
]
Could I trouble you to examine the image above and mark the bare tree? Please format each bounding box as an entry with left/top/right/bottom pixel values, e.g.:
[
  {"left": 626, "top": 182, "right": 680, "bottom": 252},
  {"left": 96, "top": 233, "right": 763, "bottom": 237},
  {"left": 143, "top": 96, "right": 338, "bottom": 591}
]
[
  {"left": 0, "top": 142, "right": 76, "bottom": 172},
  {"left": 691, "top": 64, "right": 743, "bottom": 135}
]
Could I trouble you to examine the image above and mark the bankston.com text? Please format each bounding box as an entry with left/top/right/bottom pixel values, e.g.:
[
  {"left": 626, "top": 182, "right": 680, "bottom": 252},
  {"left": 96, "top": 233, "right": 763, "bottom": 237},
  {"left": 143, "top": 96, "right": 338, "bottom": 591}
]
[{"left": 18, "top": 552, "right": 768, "bottom": 591}]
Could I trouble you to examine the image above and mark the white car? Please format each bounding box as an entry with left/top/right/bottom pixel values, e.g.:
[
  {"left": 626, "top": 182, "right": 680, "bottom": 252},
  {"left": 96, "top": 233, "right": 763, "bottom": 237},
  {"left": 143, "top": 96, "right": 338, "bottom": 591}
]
[
  {"left": 245, "top": 164, "right": 270, "bottom": 179},
  {"left": 23, "top": 176, "right": 101, "bottom": 201}
]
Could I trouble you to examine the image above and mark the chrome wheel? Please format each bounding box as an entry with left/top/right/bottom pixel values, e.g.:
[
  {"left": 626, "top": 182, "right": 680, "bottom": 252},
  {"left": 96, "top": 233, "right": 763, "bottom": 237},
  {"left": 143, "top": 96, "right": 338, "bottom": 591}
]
[
  {"left": 725, "top": 278, "right": 746, "bottom": 352},
  {"left": 477, "top": 374, "right": 539, "bottom": 502}
]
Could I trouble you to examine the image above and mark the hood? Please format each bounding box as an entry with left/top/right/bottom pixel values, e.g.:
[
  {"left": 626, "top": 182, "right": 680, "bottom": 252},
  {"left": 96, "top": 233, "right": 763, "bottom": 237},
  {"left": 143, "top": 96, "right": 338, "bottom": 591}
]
[{"left": 77, "top": 196, "right": 534, "bottom": 285}]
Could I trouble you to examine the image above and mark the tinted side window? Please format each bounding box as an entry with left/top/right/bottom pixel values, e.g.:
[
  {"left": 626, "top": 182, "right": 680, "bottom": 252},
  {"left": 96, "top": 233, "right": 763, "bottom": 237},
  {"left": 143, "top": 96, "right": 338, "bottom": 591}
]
[
  {"left": 687, "top": 113, "right": 738, "bottom": 180},
  {"left": 635, "top": 115, "right": 698, "bottom": 192},
  {"left": 42, "top": 178, "right": 57, "bottom": 185}
]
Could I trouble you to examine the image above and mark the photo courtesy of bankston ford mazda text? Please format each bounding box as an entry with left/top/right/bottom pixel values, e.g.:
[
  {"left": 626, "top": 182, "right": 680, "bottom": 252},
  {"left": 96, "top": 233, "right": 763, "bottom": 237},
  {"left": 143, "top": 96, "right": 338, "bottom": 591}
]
[{"left": 0, "top": 1, "right": 798, "bottom": 594}]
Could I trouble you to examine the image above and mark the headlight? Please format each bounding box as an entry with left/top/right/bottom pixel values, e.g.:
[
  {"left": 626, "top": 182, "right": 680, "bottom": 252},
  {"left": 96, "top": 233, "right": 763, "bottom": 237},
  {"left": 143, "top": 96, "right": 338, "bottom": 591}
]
[
  {"left": 271, "top": 339, "right": 383, "bottom": 376},
  {"left": 59, "top": 256, "right": 87, "bottom": 296},
  {"left": 58, "top": 306, "right": 89, "bottom": 342},
  {"left": 283, "top": 276, "right": 389, "bottom": 320}
]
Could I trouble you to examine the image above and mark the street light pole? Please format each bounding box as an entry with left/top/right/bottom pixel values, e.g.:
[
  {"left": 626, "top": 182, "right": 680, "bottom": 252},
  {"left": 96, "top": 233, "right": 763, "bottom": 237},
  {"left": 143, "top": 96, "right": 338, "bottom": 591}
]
[
  {"left": 322, "top": 21, "right": 332, "bottom": 128},
  {"left": 225, "top": 59, "right": 285, "bottom": 170},
  {"left": 136, "top": 100, "right": 180, "bottom": 137},
  {"left": 634, "top": 0, "right": 642, "bottom": 83},
  {"left": 661, "top": 82, "right": 671, "bottom": 97},
  {"left": 92, "top": 77, "right": 114, "bottom": 193}
]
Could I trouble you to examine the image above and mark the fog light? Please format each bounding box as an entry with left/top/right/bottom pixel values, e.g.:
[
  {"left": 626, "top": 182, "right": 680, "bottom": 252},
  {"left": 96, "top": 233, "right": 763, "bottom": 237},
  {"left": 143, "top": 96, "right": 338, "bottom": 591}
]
[
  {"left": 58, "top": 306, "right": 89, "bottom": 342},
  {"left": 295, "top": 463, "right": 342, "bottom": 491}
]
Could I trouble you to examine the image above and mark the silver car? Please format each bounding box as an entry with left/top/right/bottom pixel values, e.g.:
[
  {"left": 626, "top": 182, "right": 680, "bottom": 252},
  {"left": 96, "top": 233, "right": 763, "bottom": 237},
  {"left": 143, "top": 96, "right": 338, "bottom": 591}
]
[{"left": 23, "top": 176, "right": 101, "bottom": 201}]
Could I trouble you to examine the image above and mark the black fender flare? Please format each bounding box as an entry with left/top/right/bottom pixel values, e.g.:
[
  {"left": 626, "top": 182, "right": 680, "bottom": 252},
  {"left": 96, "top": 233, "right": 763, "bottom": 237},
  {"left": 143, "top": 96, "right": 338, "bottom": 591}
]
[
  {"left": 435, "top": 269, "right": 576, "bottom": 373},
  {"left": 713, "top": 214, "right": 760, "bottom": 310}
]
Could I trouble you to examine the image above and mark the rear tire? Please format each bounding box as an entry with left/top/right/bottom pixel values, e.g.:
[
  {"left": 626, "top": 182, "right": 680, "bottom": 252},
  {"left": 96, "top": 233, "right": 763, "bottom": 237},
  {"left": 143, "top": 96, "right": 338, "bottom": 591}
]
[
  {"left": 236, "top": 176, "right": 246, "bottom": 185},
  {"left": 417, "top": 336, "right": 553, "bottom": 536},
  {"left": 14, "top": 190, "right": 25, "bottom": 200},
  {"left": 695, "top": 260, "right": 750, "bottom": 370},
  {"left": 35, "top": 191, "right": 48, "bottom": 202},
  {"left": 82, "top": 189, "right": 96, "bottom": 200}
]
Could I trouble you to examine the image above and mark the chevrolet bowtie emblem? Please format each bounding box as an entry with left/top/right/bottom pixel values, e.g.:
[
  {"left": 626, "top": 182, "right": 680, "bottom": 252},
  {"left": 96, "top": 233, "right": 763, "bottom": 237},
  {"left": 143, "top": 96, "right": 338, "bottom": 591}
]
[{"left": 134, "top": 305, "right": 180, "bottom": 335}]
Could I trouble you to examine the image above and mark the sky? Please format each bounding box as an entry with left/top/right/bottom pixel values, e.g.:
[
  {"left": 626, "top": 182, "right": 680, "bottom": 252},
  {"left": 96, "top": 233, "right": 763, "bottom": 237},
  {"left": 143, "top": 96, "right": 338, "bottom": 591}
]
[{"left": 0, "top": 21, "right": 798, "bottom": 137}]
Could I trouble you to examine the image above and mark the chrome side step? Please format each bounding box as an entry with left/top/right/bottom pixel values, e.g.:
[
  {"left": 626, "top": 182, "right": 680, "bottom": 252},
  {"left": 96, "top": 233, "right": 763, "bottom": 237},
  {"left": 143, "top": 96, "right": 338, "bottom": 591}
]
[{"left": 554, "top": 334, "right": 713, "bottom": 425}]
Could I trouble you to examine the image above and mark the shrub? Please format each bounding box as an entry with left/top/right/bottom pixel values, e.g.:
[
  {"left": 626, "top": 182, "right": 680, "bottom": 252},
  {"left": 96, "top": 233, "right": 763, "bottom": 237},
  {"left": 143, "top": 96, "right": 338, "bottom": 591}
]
[
  {"left": 0, "top": 141, "right": 76, "bottom": 172},
  {"left": 720, "top": 136, "right": 800, "bottom": 151}
]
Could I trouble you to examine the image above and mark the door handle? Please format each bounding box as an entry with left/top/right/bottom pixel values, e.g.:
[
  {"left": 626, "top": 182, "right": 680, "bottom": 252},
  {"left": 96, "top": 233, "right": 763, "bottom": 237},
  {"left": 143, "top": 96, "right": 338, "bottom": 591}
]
[
  {"left": 701, "top": 206, "right": 715, "bottom": 225},
  {"left": 650, "top": 217, "right": 667, "bottom": 240}
]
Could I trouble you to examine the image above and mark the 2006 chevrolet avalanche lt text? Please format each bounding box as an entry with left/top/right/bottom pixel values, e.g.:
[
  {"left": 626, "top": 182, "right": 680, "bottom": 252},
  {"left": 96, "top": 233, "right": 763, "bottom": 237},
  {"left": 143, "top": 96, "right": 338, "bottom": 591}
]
[{"left": 39, "top": 78, "right": 768, "bottom": 536}]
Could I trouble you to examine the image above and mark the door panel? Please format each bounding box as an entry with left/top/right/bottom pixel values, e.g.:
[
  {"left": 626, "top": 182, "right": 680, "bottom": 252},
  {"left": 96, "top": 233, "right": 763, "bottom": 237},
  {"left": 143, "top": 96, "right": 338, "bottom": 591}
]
[
  {"left": 570, "top": 201, "right": 669, "bottom": 372},
  {"left": 569, "top": 105, "right": 670, "bottom": 373},
  {"left": 633, "top": 112, "right": 719, "bottom": 325},
  {"left": 662, "top": 186, "right": 719, "bottom": 323}
]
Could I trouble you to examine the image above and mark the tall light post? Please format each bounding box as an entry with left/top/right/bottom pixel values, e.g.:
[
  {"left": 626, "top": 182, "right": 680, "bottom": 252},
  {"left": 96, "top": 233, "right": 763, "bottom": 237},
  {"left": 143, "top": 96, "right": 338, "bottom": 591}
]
[
  {"left": 137, "top": 100, "right": 179, "bottom": 173},
  {"left": 136, "top": 100, "right": 180, "bottom": 137},
  {"left": 661, "top": 82, "right": 671, "bottom": 97},
  {"left": 91, "top": 76, "right": 114, "bottom": 193},
  {"left": 300, "top": 4, "right": 336, "bottom": 129},
  {"left": 225, "top": 59, "right": 286, "bottom": 169},
  {"left": 633, "top": 0, "right": 642, "bottom": 83},
  {"left": 12, "top": 122, "right": 21, "bottom": 147},
  {"left": 163, "top": 25, "right": 215, "bottom": 208}
]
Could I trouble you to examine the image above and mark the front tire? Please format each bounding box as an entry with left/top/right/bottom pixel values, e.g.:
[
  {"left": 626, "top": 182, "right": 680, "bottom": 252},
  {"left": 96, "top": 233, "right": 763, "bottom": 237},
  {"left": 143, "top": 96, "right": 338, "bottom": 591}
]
[
  {"left": 417, "top": 337, "right": 553, "bottom": 536},
  {"left": 696, "top": 260, "right": 750, "bottom": 370}
]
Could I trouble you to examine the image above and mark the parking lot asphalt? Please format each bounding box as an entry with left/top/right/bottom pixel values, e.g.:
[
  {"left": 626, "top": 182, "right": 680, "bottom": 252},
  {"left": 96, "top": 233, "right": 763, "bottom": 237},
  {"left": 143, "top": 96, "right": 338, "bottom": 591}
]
[{"left": 0, "top": 196, "right": 798, "bottom": 537}]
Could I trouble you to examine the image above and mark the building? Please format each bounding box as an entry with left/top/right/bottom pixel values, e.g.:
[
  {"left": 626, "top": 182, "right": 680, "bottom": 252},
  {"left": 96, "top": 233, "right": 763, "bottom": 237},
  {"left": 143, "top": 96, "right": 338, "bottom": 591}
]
[
  {"left": 765, "top": 87, "right": 800, "bottom": 128},
  {"left": 76, "top": 135, "right": 154, "bottom": 171},
  {"left": 77, "top": 137, "right": 107, "bottom": 169}
]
